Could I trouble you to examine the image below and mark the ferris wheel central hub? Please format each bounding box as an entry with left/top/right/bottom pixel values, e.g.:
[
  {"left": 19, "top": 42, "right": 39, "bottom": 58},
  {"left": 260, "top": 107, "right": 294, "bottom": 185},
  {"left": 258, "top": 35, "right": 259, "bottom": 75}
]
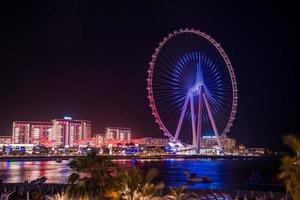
[{"left": 190, "top": 84, "right": 203, "bottom": 96}]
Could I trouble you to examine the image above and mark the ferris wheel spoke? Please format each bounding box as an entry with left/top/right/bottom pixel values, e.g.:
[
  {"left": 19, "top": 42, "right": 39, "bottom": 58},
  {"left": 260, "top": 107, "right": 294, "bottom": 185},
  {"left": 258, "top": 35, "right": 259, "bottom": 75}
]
[
  {"left": 174, "top": 95, "right": 190, "bottom": 141},
  {"left": 190, "top": 95, "right": 197, "bottom": 146},
  {"left": 203, "top": 92, "right": 223, "bottom": 149},
  {"left": 196, "top": 86, "right": 203, "bottom": 150}
]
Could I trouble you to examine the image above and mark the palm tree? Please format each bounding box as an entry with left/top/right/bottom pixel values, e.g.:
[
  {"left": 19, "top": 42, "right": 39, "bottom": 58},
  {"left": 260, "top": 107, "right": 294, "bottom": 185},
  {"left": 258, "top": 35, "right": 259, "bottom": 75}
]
[
  {"left": 163, "top": 186, "right": 187, "bottom": 200},
  {"left": 279, "top": 134, "right": 300, "bottom": 200},
  {"left": 107, "top": 167, "right": 164, "bottom": 200},
  {"left": 49, "top": 192, "right": 69, "bottom": 200},
  {"left": 67, "top": 151, "right": 115, "bottom": 200},
  {"left": 163, "top": 186, "right": 199, "bottom": 200}
]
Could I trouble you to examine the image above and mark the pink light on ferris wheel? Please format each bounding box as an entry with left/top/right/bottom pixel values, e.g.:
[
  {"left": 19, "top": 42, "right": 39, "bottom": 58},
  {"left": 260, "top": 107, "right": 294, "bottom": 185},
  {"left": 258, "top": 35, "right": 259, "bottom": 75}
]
[{"left": 147, "top": 29, "right": 238, "bottom": 151}]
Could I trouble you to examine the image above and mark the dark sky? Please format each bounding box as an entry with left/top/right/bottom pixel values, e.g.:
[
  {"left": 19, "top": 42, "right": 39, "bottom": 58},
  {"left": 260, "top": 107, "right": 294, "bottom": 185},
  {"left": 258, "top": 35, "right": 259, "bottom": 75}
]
[{"left": 0, "top": 1, "right": 299, "bottom": 150}]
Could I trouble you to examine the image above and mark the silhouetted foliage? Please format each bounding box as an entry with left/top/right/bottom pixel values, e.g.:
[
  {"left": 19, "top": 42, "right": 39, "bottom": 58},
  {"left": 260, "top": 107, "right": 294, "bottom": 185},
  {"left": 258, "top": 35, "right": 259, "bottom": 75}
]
[
  {"left": 67, "top": 151, "right": 115, "bottom": 200},
  {"left": 279, "top": 134, "right": 300, "bottom": 200}
]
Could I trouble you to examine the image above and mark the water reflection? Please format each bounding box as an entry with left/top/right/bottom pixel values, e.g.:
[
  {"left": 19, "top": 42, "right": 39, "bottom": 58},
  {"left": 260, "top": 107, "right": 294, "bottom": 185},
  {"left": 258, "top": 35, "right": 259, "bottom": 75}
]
[
  {"left": 108, "top": 158, "right": 280, "bottom": 190},
  {"left": 0, "top": 161, "right": 71, "bottom": 183},
  {"left": 0, "top": 159, "right": 280, "bottom": 190}
]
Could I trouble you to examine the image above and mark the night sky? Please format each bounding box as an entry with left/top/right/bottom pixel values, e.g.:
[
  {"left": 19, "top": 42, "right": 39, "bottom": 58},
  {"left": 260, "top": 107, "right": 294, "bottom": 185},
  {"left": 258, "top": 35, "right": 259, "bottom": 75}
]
[{"left": 0, "top": 1, "right": 299, "bottom": 150}]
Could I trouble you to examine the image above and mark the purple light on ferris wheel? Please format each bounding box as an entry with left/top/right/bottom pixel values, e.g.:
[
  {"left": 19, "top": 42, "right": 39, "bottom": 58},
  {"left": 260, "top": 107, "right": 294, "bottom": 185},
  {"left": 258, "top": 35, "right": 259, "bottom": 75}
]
[{"left": 147, "top": 29, "right": 238, "bottom": 150}]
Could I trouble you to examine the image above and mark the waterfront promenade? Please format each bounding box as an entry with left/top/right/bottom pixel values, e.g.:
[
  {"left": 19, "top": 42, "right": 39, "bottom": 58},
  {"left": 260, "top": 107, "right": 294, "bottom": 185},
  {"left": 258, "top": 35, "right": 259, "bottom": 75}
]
[{"left": 0, "top": 154, "right": 278, "bottom": 162}]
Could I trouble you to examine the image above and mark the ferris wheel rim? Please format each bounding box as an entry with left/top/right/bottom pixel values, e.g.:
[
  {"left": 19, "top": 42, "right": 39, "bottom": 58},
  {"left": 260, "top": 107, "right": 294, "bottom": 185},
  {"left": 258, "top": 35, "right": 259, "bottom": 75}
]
[{"left": 147, "top": 28, "right": 238, "bottom": 140}]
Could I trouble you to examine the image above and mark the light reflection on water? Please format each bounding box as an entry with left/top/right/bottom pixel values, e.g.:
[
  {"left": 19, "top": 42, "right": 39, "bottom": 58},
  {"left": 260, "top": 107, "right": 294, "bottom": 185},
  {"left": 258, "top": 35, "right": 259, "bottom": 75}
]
[
  {"left": 0, "top": 160, "right": 71, "bottom": 183},
  {"left": 113, "top": 158, "right": 280, "bottom": 190},
  {"left": 0, "top": 158, "right": 280, "bottom": 190}
]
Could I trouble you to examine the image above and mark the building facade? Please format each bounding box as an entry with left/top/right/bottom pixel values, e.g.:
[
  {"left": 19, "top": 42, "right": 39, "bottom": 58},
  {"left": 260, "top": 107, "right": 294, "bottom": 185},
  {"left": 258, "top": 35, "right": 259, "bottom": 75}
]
[
  {"left": 12, "top": 118, "right": 91, "bottom": 147},
  {"left": 201, "top": 135, "right": 236, "bottom": 150},
  {"left": 105, "top": 127, "right": 131, "bottom": 142},
  {"left": 93, "top": 134, "right": 106, "bottom": 146},
  {"left": 139, "top": 137, "right": 169, "bottom": 146},
  {"left": 0, "top": 136, "right": 12, "bottom": 144},
  {"left": 220, "top": 136, "right": 236, "bottom": 150},
  {"left": 248, "top": 148, "right": 265, "bottom": 155},
  {"left": 52, "top": 119, "right": 91, "bottom": 147},
  {"left": 12, "top": 121, "right": 53, "bottom": 145}
]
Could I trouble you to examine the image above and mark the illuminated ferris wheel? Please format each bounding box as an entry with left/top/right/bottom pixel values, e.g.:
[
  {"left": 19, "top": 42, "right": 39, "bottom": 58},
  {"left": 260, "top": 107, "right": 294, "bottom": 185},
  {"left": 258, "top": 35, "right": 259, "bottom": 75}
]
[{"left": 147, "top": 29, "right": 238, "bottom": 150}]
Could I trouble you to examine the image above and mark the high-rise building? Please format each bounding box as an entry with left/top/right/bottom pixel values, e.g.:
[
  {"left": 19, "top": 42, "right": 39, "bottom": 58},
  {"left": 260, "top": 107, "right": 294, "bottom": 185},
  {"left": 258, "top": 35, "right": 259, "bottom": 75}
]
[
  {"left": 12, "top": 118, "right": 91, "bottom": 147},
  {"left": 105, "top": 127, "right": 131, "bottom": 142},
  {"left": 12, "top": 121, "right": 29, "bottom": 144},
  {"left": 52, "top": 118, "right": 91, "bottom": 147},
  {"left": 12, "top": 121, "right": 53, "bottom": 145},
  {"left": 30, "top": 122, "right": 54, "bottom": 145}
]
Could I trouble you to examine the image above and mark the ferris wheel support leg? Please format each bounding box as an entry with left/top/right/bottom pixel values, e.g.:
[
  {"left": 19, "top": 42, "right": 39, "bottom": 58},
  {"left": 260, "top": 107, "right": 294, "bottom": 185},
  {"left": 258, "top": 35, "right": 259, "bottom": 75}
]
[
  {"left": 190, "top": 96, "right": 197, "bottom": 147},
  {"left": 174, "top": 95, "right": 189, "bottom": 141},
  {"left": 203, "top": 93, "right": 223, "bottom": 149},
  {"left": 196, "top": 87, "right": 203, "bottom": 152}
]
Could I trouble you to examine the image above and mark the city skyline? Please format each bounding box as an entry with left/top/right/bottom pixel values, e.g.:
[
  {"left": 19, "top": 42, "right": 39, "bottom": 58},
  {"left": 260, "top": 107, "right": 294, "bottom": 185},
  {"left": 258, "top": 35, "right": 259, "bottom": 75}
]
[
  {"left": 12, "top": 118, "right": 91, "bottom": 147},
  {"left": 0, "top": 1, "right": 299, "bottom": 150}
]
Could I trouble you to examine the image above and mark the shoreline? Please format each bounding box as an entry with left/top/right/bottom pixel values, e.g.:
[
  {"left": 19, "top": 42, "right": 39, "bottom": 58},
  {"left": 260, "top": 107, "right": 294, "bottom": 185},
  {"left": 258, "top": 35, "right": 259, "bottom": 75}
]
[{"left": 0, "top": 154, "right": 280, "bottom": 162}]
